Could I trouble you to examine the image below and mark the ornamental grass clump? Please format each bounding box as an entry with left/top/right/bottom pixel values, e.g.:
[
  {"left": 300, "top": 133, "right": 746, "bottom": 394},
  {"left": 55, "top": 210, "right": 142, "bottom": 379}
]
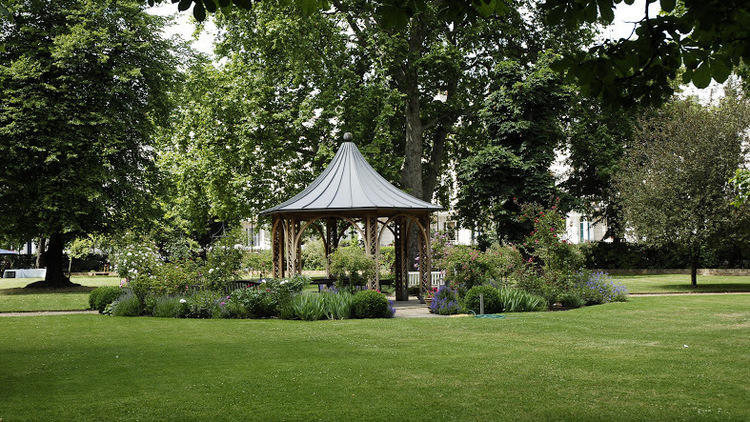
[
  {"left": 498, "top": 287, "right": 547, "bottom": 312},
  {"left": 151, "top": 296, "right": 187, "bottom": 318},
  {"left": 574, "top": 271, "right": 628, "bottom": 305},
  {"left": 428, "top": 285, "right": 460, "bottom": 315},
  {"left": 289, "top": 294, "right": 327, "bottom": 321},
  {"left": 111, "top": 291, "right": 142, "bottom": 316}
]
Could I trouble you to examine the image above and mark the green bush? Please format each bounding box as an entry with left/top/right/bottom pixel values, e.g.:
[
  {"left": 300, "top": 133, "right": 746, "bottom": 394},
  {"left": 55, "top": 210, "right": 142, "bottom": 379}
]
[
  {"left": 89, "top": 286, "right": 123, "bottom": 313},
  {"left": 379, "top": 246, "right": 395, "bottom": 273},
  {"left": 558, "top": 291, "right": 585, "bottom": 309},
  {"left": 111, "top": 293, "right": 142, "bottom": 316},
  {"left": 204, "top": 236, "right": 243, "bottom": 291},
  {"left": 329, "top": 246, "right": 376, "bottom": 287},
  {"left": 243, "top": 250, "right": 273, "bottom": 277},
  {"left": 230, "top": 288, "right": 279, "bottom": 317},
  {"left": 216, "top": 298, "right": 248, "bottom": 319},
  {"left": 352, "top": 290, "right": 391, "bottom": 318},
  {"left": 463, "top": 285, "right": 503, "bottom": 314},
  {"left": 152, "top": 296, "right": 187, "bottom": 318},
  {"left": 498, "top": 287, "right": 547, "bottom": 312},
  {"left": 302, "top": 239, "right": 326, "bottom": 271},
  {"left": 183, "top": 290, "right": 221, "bottom": 318}
]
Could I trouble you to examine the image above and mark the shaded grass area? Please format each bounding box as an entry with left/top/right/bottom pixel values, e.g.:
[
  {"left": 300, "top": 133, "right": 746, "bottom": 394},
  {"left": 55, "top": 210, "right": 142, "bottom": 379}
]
[
  {"left": 613, "top": 274, "right": 750, "bottom": 294},
  {"left": 0, "top": 276, "right": 119, "bottom": 312},
  {"left": 1, "top": 295, "right": 748, "bottom": 421}
]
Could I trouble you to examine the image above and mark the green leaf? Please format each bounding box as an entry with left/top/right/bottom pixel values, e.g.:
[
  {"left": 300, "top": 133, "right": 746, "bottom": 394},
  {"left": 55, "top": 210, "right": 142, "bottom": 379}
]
[
  {"left": 583, "top": 2, "right": 598, "bottom": 23},
  {"left": 691, "top": 61, "right": 711, "bottom": 88},
  {"left": 660, "top": 0, "right": 675, "bottom": 13},
  {"left": 177, "top": 0, "right": 192, "bottom": 12},
  {"left": 709, "top": 58, "right": 731, "bottom": 83},
  {"left": 204, "top": 0, "right": 217, "bottom": 13},
  {"left": 193, "top": 1, "right": 206, "bottom": 21},
  {"left": 232, "top": 0, "right": 252, "bottom": 8},
  {"left": 598, "top": 0, "right": 614, "bottom": 24}
]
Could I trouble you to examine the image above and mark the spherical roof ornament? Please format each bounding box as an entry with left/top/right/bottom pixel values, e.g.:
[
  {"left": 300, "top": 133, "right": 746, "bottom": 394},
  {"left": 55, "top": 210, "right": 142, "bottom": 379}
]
[{"left": 343, "top": 132, "right": 353, "bottom": 142}]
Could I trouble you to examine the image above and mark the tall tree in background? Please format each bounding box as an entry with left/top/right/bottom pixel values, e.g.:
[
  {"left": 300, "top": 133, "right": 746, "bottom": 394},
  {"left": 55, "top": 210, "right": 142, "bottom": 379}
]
[
  {"left": 455, "top": 57, "right": 570, "bottom": 245},
  {"left": 561, "top": 96, "right": 635, "bottom": 242},
  {"left": 0, "top": 0, "right": 180, "bottom": 287},
  {"left": 616, "top": 91, "right": 750, "bottom": 286}
]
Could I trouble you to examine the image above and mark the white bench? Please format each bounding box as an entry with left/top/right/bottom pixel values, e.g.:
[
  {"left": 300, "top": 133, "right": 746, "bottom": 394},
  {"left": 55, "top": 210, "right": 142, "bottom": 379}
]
[
  {"left": 3, "top": 268, "right": 47, "bottom": 278},
  {"left": 407, "top": 271, "right": 444, "bottom": 287}
]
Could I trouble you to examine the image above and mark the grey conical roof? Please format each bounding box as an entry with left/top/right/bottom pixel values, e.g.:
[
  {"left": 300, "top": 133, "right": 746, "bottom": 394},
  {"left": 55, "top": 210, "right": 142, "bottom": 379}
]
[{"left": 260, "top": 142, "right": 441, "bottom": 215}]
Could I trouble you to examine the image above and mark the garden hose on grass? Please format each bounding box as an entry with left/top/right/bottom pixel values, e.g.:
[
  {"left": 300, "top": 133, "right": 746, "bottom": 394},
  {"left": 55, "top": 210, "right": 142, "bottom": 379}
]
[{"left": 468, "top": 310, "right": 506, "bottom": 319}]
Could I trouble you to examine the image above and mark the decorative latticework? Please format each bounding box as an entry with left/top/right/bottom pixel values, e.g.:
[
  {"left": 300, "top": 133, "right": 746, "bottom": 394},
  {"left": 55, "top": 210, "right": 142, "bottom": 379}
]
[{"left": 418, "top": 213, "right": 432, "bottom": 299}]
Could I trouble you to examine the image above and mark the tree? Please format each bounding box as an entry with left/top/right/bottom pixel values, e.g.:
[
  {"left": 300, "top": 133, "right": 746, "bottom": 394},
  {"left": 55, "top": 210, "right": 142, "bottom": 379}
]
[
  {"left": 616, "top": 92, "right": 750, "bottom": 286},
  {"left": 0, "top": 0, "right": 181, "bottom": 287},
  {"left": 138, "top": 0, "right": 750, "bottom": 105},
  {"left": 561, "top": 96, "right": 636, "bottom": 242},
  {"left": 455, "top": 57, "right": 570, "bottom": 245}
]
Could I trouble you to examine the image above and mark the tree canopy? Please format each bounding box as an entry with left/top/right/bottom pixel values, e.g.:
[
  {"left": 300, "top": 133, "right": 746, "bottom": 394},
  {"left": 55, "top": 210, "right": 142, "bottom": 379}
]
[
  {"left": 0, "top": 0, "right": 181, "bottom": 286},
  {"left": 119, "top": 0, "right": 750, "bottom": 106},
  {"left": 616, "top": 90, "right": 750, "bottom": 285}
]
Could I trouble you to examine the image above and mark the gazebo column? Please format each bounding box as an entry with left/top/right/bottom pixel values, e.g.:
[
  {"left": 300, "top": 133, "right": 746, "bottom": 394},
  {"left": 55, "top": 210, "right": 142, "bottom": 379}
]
[
  {"left": 272, "top": 215, "right": 285, "bottom": 278},
  {"left": 394, "top": 216, "right": 408, "bottom": 301},
  {"left": 324, "top": 217, "right": 337, "bottom": 278},
  {"left": 364, "top": 215, "right": 380, "bottom": 290},
  {"left": 284, "top": 216, "right": 301, "bottom": 277},
  {"left": 418, "top": 213, "right": 432, "bottom": 303}
]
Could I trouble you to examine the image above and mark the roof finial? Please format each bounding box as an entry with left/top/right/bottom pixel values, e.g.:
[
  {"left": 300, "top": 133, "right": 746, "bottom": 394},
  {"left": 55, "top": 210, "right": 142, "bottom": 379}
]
[{"left": 343, "top": 132, "right": 353, "bottom": 142}]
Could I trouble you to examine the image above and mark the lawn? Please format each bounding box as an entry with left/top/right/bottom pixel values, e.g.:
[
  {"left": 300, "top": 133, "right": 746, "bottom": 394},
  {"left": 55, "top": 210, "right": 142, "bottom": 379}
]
[
  {"left": 1, "top": 295, "right": 748, "bottom": 421},
  {"left": 613, "top": 274, "right": 750, "bottom": 294},
  {"left": 0, "top": 276, "right": 119, "bottom": 312}
]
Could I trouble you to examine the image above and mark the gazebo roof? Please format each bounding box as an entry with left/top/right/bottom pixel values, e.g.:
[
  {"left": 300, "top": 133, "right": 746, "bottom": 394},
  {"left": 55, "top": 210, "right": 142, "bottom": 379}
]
[{"left": 260, "top": 142, "right": 441, "bottom": 215}]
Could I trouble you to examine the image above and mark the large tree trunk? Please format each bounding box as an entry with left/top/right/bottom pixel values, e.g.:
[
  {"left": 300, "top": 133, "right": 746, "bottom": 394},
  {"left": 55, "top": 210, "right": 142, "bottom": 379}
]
[{"left": 41, "top": 232, "right": 75, "bottom": 288}]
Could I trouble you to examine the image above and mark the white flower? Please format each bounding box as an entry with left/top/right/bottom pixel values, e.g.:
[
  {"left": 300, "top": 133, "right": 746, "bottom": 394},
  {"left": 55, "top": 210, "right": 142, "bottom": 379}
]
[
  {"left": 127, "top": 252, "right": 132, "bottom": 256},
  {"left": 208, "top": 268, "right": 214, "bottom": 273},
  {"left": 280, "top": 280, "right": 288, "bottom": 285},
  {"left": 179, "top": 299, "right": 187, "bottom": 303}
]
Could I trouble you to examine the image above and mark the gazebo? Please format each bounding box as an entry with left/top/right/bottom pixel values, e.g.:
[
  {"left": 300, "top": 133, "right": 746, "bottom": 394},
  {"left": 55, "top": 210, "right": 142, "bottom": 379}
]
[{"left": 259, "top": 138, "right": 441, "bottom": 301}]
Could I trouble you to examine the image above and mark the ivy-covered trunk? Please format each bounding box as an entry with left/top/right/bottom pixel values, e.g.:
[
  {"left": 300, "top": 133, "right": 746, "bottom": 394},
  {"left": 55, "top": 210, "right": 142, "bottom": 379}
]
[{"left": 43, "top": 233, "right": 73, "bottom": 288}]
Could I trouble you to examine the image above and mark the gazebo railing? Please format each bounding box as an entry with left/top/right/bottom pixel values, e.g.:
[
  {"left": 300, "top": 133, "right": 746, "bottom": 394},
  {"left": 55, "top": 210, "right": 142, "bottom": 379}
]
[{"left": 407, "top": 271, "right": 444, "bottom": 288}]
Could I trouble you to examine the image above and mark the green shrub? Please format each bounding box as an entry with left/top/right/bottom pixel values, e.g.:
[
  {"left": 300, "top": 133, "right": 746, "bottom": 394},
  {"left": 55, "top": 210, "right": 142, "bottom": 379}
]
[
  {"left": 379, "top": 246, "right": 395, "bottom": 273},
  {"left": 183, "top": 290, "right": 221, "bottom": 319},
  {"left": 320, "top": 291, "right": 354, "bottom": 319},
  {"left": 289, "top": 294, "right": 326, "bottom": 321},
  {"left": 204, "top": 235, "right": 243, "bottom": 291},
  {"left": 558, "top": 291, "right": 585, "bottom": 309},
  {"left": 463, "top": 285, "right": 502, "bottom": 314},
  {"left": 573, "top": 271, "right": 628, "bottom": 305},
  {"left": 216, "top": 298, "right": 248, "bottom": 319},
  {"left": 498, "top": 287, "right": 547, "bottom": 312},
  {"left": 111, "top": 293, "right": 142, "bottom": 316},
  {"left": 89, "top": 286, "right": 123, "bottom": 313},
  {"left": 243, "top": 250, "right": 273, "bottom": 276},
  {"left": 152, "top": 296, "right": 187, "bottom": 318},
  {"left": 230, "top": 288, "right": 279, "bottom": 317},
  {"left": 329, "top": 246, "right": 376, "bottom": 287},
  {"left": 352, "top": 290, "right": 391, "bottom": 318},
  {"left": 302, "top": 239, "right": 326, "bottom": 271}
]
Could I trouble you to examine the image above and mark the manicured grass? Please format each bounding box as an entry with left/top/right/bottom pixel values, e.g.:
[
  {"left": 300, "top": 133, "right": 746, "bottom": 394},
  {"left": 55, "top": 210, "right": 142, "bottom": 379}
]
[
  {"left": 0, "top": 276, "right": 119, "bottom": 312},
  {"left": 1, "top": 295, "right": 748, "bottom": 421},
  {"left": 613, "top": 274, "right": 750, "bottom": 294}
]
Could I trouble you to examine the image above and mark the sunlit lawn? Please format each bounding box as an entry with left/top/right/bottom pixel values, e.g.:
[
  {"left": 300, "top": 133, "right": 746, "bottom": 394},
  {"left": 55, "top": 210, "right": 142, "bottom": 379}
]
[
  {"left": 0, "top": 295, "right": 748, "bottom": 421},
  {"left": 0, "top": 276, "right": 119, "bottom": 312},
  {"left": 613, "top": 274, "right": 750, "bottom": 294}
]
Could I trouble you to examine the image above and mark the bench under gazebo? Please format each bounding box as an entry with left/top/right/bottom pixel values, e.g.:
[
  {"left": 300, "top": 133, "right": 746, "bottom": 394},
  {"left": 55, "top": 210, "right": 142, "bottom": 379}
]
[{"left": 259, "top": 137, "right": 441, "bottom": 301}]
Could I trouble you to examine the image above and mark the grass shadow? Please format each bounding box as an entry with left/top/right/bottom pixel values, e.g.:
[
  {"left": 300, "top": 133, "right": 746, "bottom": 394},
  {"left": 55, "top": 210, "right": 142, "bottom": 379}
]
[
  {"left": 653, "top": 283, "right": 750, "bottom": 293},
  {"left": 0, "top": 286, "right": 95, "bottom": 296}
]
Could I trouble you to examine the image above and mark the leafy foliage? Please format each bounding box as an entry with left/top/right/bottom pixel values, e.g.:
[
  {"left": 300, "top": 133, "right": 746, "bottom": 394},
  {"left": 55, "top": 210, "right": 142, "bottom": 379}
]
[
  {"left": 463, "top": 285, "right": 502, "bottom": 314},
  {"left": 0, "top": 0, "right": 181, "bottom": 285},
  {"left": 352, "top": 290, "right": 392, "bottom": 318},
  {"left": 329, "top": 246, "right": 376, "bottom": 286},
  {"left": 616, "top": 92, "right": 750, "bottom": 284},
  {"left": 88, "top": 286, "right": 124, "bottom": 313}
]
